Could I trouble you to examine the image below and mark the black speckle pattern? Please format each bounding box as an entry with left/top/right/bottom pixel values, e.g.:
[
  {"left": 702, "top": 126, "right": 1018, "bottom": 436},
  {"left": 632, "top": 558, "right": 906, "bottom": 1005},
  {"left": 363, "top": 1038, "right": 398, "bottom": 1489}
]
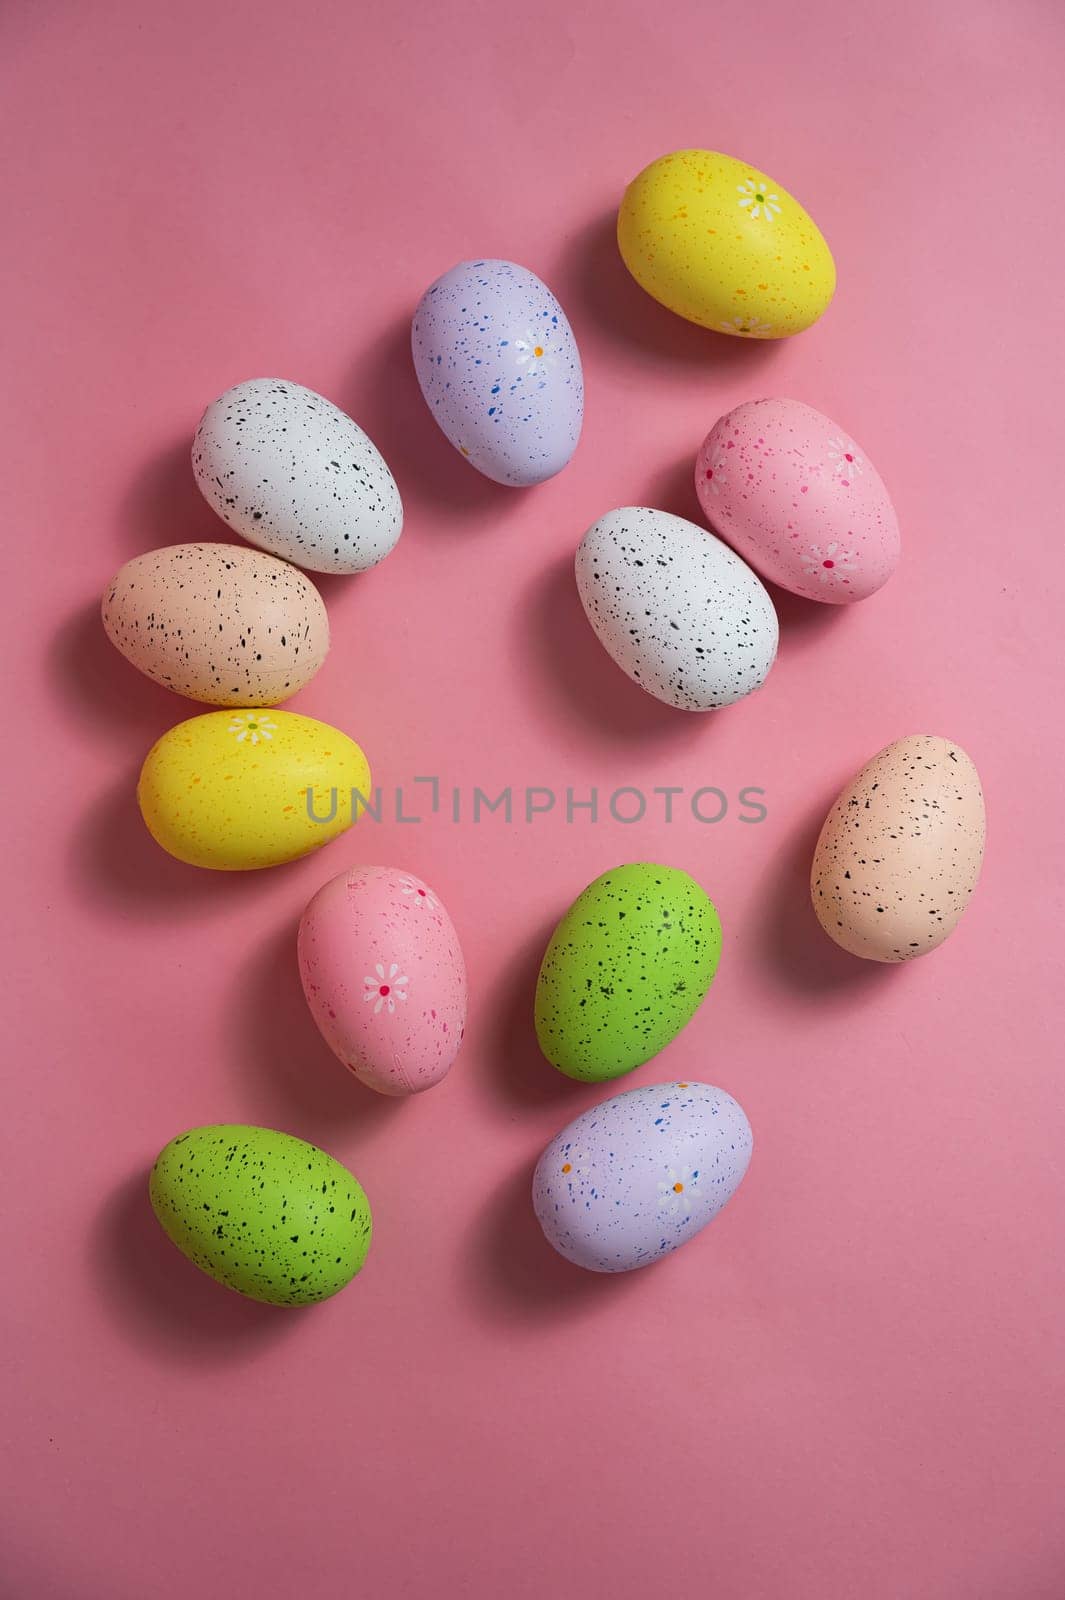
[
  {"left": 192, "top": 378, "right": 403, "bottom": 575},
  {"left": 811, "top": 734, "right": 985, "bottom": 962},
  {"left": 535, "top": 863, "right": 722, "bottom": 1081},
  {"left": 575, "top": 506, "right": 778, "bottom": 711},
  {"left": 149, "top": 1124, "right": 372, "bottom": 1306},
  {"left": 101, "top": 542, "right": 329, "bottom": 706}
]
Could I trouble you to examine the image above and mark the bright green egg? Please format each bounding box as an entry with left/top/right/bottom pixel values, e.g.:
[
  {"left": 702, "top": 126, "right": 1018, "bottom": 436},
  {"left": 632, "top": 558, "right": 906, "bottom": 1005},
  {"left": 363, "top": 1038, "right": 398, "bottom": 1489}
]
[
  {"left": 534, "top": 863, "right": 721, "bottom": 1082},
  {"left": 149, "top": 1125, "right": 372, "bottom": 1306}
]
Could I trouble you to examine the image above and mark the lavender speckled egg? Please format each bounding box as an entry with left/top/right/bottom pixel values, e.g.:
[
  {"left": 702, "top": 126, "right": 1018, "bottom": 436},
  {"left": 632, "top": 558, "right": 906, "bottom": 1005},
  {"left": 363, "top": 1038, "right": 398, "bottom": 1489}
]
[
  {"left": 411, "top": 259, "right": 583, "bottom": 486},
  {"left": 811, "top": 734, "right": 986, "bottom": 962},
  {"left": 696, "top": 399, "right": 900, "bottom": 603},
  {"left": 575, "top": 506, "right": 778, "bottom": 711},
  {"left": 533, "top": 1081, "right": 753, "bottom": 1274},
  {"left": 192, "top": 378, "right": 402, "bottom": 575},
  {"left": 298, "top": 865, "right": 467, "bottom": 1096},
  {"left": 101, "top": 542, "right": 329, "bottom": 706}
]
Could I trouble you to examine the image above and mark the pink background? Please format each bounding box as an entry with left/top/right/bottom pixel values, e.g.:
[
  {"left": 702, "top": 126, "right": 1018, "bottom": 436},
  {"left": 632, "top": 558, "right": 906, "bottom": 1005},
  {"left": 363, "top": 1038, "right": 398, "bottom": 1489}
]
[{"left": 2, "top": 3, "right": 1063, "bottom": 1596}]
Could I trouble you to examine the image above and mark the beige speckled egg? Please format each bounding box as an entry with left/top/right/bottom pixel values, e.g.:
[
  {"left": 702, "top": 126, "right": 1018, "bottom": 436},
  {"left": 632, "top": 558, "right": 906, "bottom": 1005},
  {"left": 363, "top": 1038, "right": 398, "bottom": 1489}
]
[
  {"left": 101, "top": 543, "right": 329, "bottom": 706},
  {"left": 811, "top": 735, "right": 985, "bottom": 962}
]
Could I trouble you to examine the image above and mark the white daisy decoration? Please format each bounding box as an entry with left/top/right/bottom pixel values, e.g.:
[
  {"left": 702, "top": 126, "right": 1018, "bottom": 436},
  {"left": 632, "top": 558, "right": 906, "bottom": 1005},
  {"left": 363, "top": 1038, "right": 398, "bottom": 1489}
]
[
  {"left": 657, "top": 1169, "right": 698, "bottom": 1216},
  {"left": 363, "top": 962, "right": 409, "bottom": 1015},
  {"left": 228, "top": 714, "right": 277, "bottom": 746},
  {"left": 826, "top": 437, "right": 865, "bottom": 481},
  {"left": 559, "top": 1148, "right": 593, "bottom": 1183},
  {"left": 737, "top": 179, "right": 781, "bottom": 221},
  {"left": 802, "top": 543, "right": 858, "bottom": 582},
  {"left": 513, "top": 326, "right": 555, "bottom": 376},
  {"left": 701, "top": 451, "right": 728, "bottom": 495},
  {"left": 718, "top": 315, "right": 774, "bottom": 337},
  {"left": 399, "top": 877, "right": 438, "bottom": 910}
]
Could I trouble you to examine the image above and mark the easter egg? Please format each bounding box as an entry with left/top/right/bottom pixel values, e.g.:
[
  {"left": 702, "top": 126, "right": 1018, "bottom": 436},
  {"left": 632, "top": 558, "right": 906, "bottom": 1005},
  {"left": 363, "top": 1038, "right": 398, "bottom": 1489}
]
[
  {"left": 411, "top": 259, "right": 583, "bottom": 486},
  {"left": 535, "top": 864, "right": 722, "bottom": 1082},
  {"left": 696, "top": 399, "right": 900, "bottom": 603},
  {"left": 137, "top": 709, "right": 370, "bottom": 870},
  {"left": 149, "top": 1124, "right": 372, "bottom": 1305},
  {"left": 298, "top": 865, "right": 468, "bottom": 1096},
  {"left": 101, "top": 542, "right": 329, "bottom": 705},
  {"left": 192, "top": 378, "right": 402, "bottom": 575},
  {"left": 533, "top": 1081, "right": 752, "bottom": 1273},
  {"left": 617, "top": 149, "right": 835, "bottom": 338},
  {"left": 575, "top": 506, "right": 778, "bottom": 711},
  {"left": 811, "top": 735, "right": 986, "bottom": 962}
]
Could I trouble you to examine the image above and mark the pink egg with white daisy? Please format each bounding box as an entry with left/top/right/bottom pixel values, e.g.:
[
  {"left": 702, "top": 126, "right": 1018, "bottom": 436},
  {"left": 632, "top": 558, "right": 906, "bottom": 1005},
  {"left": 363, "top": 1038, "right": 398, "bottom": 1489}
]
[
  {"left": 695, "top": 398, "right": 900, "bottom": 604},
  {"left": 297, "top": 865, "right": 467, "bottom": 1097}
]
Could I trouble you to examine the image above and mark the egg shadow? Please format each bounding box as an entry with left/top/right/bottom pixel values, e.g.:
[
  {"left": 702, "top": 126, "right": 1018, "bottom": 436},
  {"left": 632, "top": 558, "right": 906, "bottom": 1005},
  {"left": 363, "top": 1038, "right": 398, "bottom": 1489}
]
[
  {"left": 67, "top": 771, "right": 281, "bottom": 921},
  {"left": 754, "top": 791, "right": 895, "bottom": 996},
  {"left": 48, "top": 599, "right": 194, "bottom": 744},
  {"left": 477, "top": 918, "right": 588, "bottom": 1113},
  {"left": 766, "top": 580, "right": 855, "bottom": 642},
  {"left": 92, "top": 1169, "right": 299, "bottom": 1364},
  {"left": 553, "top": 212, "right": 786, "bottom": 375},
  {"left": 224, "top": 920, "right": 407, "bottom": 1135},
  {"left": 642, "top": 453, "right": 705, "bottom": 523},
  {"left": 463, "top": 1161, "right": 642, "bottom": 1323},
  {"left": 520, "top": 552, "right": 713, "bottom": 746},
  {"left": 119, "top": 436, "right": 229, "bottom": 555},
  {"left": 340, "top": 316, "right": 516, "bottom": 530}
]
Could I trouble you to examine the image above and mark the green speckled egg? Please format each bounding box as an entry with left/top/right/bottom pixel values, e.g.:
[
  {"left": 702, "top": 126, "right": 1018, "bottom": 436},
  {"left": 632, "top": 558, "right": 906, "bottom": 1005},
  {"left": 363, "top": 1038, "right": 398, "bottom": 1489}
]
[
  {"left": 534, "top": 863, "right": 722, "bottom": 1082},
  {"left": 149, "top": 1125, "right": 372, "bottom": 1306}
]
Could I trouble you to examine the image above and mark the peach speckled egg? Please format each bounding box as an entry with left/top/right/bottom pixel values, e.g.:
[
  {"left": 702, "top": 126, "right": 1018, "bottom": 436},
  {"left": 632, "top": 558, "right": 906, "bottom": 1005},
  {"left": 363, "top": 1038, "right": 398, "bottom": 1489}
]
[
  {"left": 101, "top": 543, "right": 329, "bottom": 705},
  {"left": 811, "top": 735, "right": 985, "bottom": 962},
  {"left": 696, "top": 399, "right": 900, "bottom": 604},
  {"left": 298, "top": 865, "right": 467, "bottom": 1096}
]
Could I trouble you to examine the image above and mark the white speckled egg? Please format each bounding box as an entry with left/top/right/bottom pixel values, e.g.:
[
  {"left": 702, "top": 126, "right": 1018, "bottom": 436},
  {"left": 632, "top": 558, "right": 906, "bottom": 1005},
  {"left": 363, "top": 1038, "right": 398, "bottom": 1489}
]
[
  {"left": 696, "top": 399, "right": 900, "bottom": 603},
  {"left": 575, "top": 507, "right": 778, "bottom": 711},
  {"left": 411, "top": 259, "right": 583, "bottom": 486},
  {"left": 811, "top": 734, "right": 986, "bottom": 961},
  {"left": 101, "top": 542, "right": 329, "bottom": 706},
  {"left": 192, "top": 378, "right": 402, "bottom": 575},
  {"left": 533, "top": 1081, "right": 753, "bottom": 1273},
  {"left": 298, "top": 865, "right": 467, "bottom": 1097}
]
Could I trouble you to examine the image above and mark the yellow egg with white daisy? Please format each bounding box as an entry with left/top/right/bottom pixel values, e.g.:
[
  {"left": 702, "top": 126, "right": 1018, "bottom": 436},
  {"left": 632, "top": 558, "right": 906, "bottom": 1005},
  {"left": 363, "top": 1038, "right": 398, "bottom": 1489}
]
[
  {"left": 617, "top": 149, "right": 836, "bottom": 339},
  {"left": 137, "top": 709, "right": 371, "bottom": 870}
]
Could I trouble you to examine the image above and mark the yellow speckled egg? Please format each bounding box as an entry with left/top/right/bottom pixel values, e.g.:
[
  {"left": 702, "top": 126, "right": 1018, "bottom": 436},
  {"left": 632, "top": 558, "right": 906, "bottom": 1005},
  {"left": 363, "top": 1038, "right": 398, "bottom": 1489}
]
[
  {"left": 137, "top": 709, "right": 371, "bottom": 870},
  {"left": 617, "top": 149, "right": 836, "bottom": 338}
]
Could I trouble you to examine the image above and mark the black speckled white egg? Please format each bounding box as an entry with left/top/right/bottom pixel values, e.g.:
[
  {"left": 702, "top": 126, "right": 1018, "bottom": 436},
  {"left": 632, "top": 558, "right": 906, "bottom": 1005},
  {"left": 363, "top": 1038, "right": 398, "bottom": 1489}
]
[
  {"left": 575, "top": 506, "right": 779, "bottom": 710},
  {"left": 533, "top": 1081, "right": 753, "bottom": 1273},
  {"left": 101, "top": 542, "right": 329, "bottom": 705},
  {"left": 411, "top": 259, "right": 583, "bottom": 486},
  {"left": 192, "top": 378, "right": 402, "bottom": 575}
]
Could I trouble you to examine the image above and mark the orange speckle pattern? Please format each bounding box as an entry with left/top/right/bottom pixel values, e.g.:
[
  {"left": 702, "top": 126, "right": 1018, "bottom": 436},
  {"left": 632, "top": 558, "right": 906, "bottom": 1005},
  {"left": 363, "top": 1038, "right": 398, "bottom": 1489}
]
[{"left": 617, "top": 148, "right": 836, "bottom": 339}]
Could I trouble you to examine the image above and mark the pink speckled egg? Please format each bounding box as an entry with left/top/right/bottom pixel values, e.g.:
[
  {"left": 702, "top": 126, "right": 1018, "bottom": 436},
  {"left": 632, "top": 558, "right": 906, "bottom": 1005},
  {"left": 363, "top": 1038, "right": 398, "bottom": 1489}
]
[
  {"left": 695, "top": 398, "right": 900, "bottom": 604},
  {"left": 297, "top": 865, "right": 467, "bottom": 1097}
]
